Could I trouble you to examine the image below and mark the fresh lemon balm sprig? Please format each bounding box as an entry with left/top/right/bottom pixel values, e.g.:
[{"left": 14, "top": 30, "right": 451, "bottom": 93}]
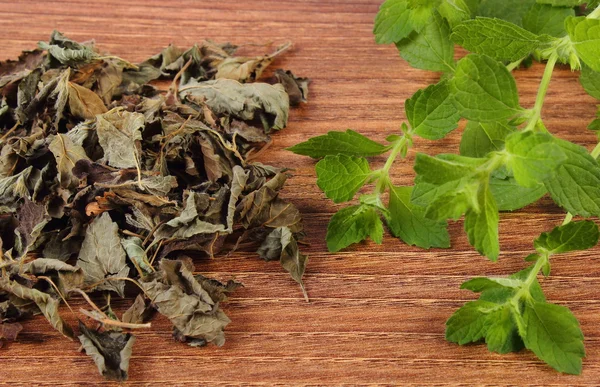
[{"left": 291, "top": 0, "right": 600, "bottom": 375}]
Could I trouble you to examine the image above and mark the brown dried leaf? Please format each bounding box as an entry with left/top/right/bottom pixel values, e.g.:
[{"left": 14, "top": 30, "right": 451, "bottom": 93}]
[
  {"left": 96, "top": 108, "right": 144, "bottom": 169},
  {"left": 0, "top": 322, "right": 23, "bottom": 342},
  {"left": 78, "top": 321, "right": 136, "bottom": 381},
  {"left": 179, "top": 79, "right": 289, "bottom": 131},
  {"left": 275, "top": 69, "right": 310, "bottom": 106},
  {"left": 0, "top": 277, "right": 73, "bottom": 339},
  {"left": 0, "top": 49, "right": 44, "bottom": 88},
  {"left": 258, "top": 226, "right": 308, "bottom": 300},
  {"left": 140, "top": 260, "right": 231, "bottom": 347},
  {"left": 122, "top": 294, "right": 154, "bottom": 324},
  {"left": 48, "top": 133, "right": 90, "bottom": 188},
  {"left": 215, "top": 42, "right": 291, "bottom": 83},
  {"left": 67, "top": 82, "right": 107, "bottom": 119},
  {"left": 76, "top": 212, "right": 130, "bottom": 297},
  {"left": 14, "top": 197, "right": 49, "bottom": 257}
]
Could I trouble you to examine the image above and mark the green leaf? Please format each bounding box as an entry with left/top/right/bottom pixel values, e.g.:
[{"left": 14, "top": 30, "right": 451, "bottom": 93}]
[
  {"left": 504, "top": 131, "right": 566, "bottom": 187},
  {"left": 460, "top": 121, "right": 516, "bottom": 158},
  {"left": 316, "top": 155, "right": 372, "bottom": 203},
  {"left": 523, "top": 4, "right": 575, "bottom": 37},
  {"left": 445, "top": 300, "right": 496, "bottom": 344},
  {"left": 485, "top": 305, "right": 524, "bottom": 354},
  {"left": 412, "top": 154, "right": 485, "bottom": 221},
  {"left": 461, "top": 277, "right": 523, "bottom": 292},
  {"left": 387, "top": 185, "right": 450, "bottom": 248},
  {"left": 590, "top": 119, "right": 600, "bottom": 131},
  {"left": 536, "top": 0, "right": 584, "bottom": 6},
  {"left": 450, "top": 54, "right": 522, "bottom": 122},
  {"left": 374, "top": 0, "right": 416, "bottom": 44},
  {"left": 438, "top": 0, "right": 472, "bottom": 27},
  {"left": 413, "top": 153, "right": 484, "bottom": 185},
  {"left": 534, "top": 220, "right": 599, "bottom": 254},
  {"left": 451, "top": 17, "right": 548, "bottom": 61},
  {"left": 590, "top": 109, "right": 600, "bottom": 131},
  {"left": 326, "top": 205, "right": 384, "bottom": 252},
  {"left": 490, "top": 176, "right": 547, "bottom": 211},
  {"left": 464, "top": 181, "right": 500, "bottom": 261},
  {"left": 512, "top": 266, "right": 547, "bottom": 302},
  {"left": 566, "top": 16, "right": 600, "bottom": 72},
  {"left": 405, "top": 81, "right": 460, "bottom": 139},
  {"left": 522, "top": 301, "right": 585, "bottom": 375},
  {"left": 406, "top": 0, "right": 439, "bottom": 30},
  {"left": 463, "top": 0, "right": 481, "bottom": 13},
  {"left": 544, "top": 138, "right": 600, "bottom": 217},
  {"left": 396, "top": 12, "right": 455, "bottom": 73},
  {"left": 477, "top": 0, "right": 536, "bottom": 27},
  {"left": 580, "top": 64, "right": 600, "bottom": 100},
  {"left": 288, "top": 130, "right": 389, "bottom": 158},
  {"left": 424, "top": 178, "right": 479, "bottom": 220}
]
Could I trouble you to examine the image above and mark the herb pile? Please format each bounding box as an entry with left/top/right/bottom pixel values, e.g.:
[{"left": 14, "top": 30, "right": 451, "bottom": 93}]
[
  {"left": 0, "top": 31, "right": 309, "bottom": 381},
  {"left": 291, "top": 0, "right": 600, "bottom": 375}
]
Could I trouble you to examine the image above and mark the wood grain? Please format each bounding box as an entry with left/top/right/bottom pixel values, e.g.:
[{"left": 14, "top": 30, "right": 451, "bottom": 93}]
[{"left": 1, "top": 0, "right": 600, "bottom": 385}]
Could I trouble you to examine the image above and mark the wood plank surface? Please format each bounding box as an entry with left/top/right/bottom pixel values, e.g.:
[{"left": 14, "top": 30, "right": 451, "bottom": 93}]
[{"left": 1, "top": 0, "right": 600, "bottom": 385}]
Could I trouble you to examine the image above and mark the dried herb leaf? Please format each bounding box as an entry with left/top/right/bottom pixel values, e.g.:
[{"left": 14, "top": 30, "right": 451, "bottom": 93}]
[
  {"left": 180, "top": 79, "right": 289, "bottom": 131},
  {"left": 48, "top": 133, "right": 90, "bottom": 188},
  {"left": 14, "top": 198, "right": 50, "bottom": 257},
  {"left": 78, "top": 321, "right": 136, "bottom": 381},
  {"left": 68, "top": 82, "right": 107, "bottom": 119},
  {"left": 258, "top": 227, "right": 308, "bottom": 300},
  {"left": 0, "top": 277, "right": 73, "bottom": 338},
  {"left": 77, "top": 212, "right": 130, "bottom": 297},
  {"left": 141, "top": 260, "right": 232, "bottom": 347},
  {"left": 96, "top": 109, "right": 144, "bottom": 169}
]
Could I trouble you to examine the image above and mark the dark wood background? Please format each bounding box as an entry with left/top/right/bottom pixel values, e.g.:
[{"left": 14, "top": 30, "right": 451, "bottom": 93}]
[{"left": 1, "top": 0, "right": 600, "bottom": 385}]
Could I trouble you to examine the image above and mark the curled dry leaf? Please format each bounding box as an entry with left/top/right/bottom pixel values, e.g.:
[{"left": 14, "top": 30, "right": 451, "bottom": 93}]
[{"left": 78, "top": 321, "right": 136, "bottom": 382}]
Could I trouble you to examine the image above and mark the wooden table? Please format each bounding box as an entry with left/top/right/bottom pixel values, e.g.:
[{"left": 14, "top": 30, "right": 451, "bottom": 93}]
[{"left": 1, "top": 0, "right": 600, "bottom": 385}]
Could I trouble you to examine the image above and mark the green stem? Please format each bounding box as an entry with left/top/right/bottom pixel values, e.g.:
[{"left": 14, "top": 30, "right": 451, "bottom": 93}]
[
  {"left": 524, "top": 52, "right": 558, "bottom": 132},
  {"left": 506, "top": 57, "right": 525, "bottom": 72},
  {"left": 375, "top": 135, "right": 409, "bottom": 195},
  {"left": 382, "top": 136, "right": 407, "bottom": 175},
  {"left": 511, "top": 254, "right": 547, "bottom": 306},
  {"left": 591, "top": 141, "right": 600, "bottom": 159},
  {"left": 562, "top": 212, "right": 573, "bottom": 225},
  {"left": 588, "top": 5, "right": 600, "bottom": 19}
]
